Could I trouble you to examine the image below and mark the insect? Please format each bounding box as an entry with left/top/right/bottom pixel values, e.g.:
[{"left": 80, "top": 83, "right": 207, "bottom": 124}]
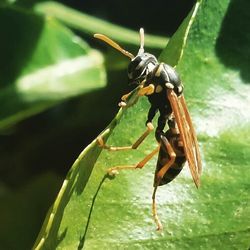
[{"left": 94, "top": 28, "right": 202, "bottom": 230}]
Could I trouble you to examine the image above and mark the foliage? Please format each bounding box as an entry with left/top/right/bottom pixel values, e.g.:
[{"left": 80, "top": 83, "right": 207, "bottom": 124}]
[
  {"left": 0, "top": 1, "right": 168, "bottom": 249},
  {"left": 33, "top": 0, "right": 250, "bottom": 249},
  {"left": 0, "top": 5, "right": 105, "bottom": 130},
  {"left": 0, "top": 0, "right": 249, "bottom": 249}
]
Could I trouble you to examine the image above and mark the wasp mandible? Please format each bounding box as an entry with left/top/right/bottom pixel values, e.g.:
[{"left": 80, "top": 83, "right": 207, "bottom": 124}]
[{"left": 94, "top": 28, "right": 202, "bottom": 230}]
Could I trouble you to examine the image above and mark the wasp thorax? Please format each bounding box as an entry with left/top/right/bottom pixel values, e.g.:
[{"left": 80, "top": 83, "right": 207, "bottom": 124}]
[{"left": 127, "top": 53, "right": 158, "bottom": 84}]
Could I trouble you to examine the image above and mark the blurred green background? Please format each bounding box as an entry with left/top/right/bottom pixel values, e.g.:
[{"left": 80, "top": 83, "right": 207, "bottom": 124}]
[{"left": 0, "top": 1, "right": 195, "bottom": 249}]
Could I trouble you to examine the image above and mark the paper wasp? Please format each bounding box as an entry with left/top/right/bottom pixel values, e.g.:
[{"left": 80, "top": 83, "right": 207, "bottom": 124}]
[{"left": 94, "top": 28, "right": 202, "bottom": 230}]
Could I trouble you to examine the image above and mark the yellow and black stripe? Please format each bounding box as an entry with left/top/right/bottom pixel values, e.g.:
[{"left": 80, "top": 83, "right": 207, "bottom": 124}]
[{"left": 154, "top": 130, "right": 186, "bottom": 187}]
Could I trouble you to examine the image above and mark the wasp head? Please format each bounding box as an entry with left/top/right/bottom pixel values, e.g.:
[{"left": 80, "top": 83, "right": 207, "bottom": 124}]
[
  {"left": 127, "top": 53, "right": 157, "bottom": 85},
  {"left": 94, "top": 28, "right": 158, "bottom": 85}
]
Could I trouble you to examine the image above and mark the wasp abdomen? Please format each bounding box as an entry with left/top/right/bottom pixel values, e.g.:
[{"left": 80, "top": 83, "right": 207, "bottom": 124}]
[{"left": 154, "top": 131, "right": 186, "bottom": 187}]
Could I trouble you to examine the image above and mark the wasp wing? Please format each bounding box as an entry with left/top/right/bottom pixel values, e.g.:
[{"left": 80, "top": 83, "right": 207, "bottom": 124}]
[
  {"left": 179, "top": 94, "right": 202, "bottom": 175},
  {"left": 167, "top": 89, "right": 202, "bottom": 188}
]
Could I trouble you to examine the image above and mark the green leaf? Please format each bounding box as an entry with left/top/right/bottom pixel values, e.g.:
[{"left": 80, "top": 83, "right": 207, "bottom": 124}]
[
  {"left": 159, "top": 1, "right": 200, "bottom": 66},
  {"left": 0, "top": 6, "right": 105, "bottom": 130},
  {"left": 33, "top": 0, "right": 250, "bottom": 249},
  {"left": 34, "top": 1, "right": 168, "bottom": 49}
]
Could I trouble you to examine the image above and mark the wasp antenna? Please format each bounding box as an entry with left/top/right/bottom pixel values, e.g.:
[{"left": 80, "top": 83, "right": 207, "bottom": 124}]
[
  {"left": 94, "top": 34, "right": 134, "bottom": 60},
  {"left": 138, "top": 28, "right": 145, "bottom": 55}
]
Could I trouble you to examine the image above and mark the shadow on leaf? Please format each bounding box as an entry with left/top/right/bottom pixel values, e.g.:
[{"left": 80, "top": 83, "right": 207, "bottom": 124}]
[{"left": 216, "top": 0, "right": 250, "bottom": 84}]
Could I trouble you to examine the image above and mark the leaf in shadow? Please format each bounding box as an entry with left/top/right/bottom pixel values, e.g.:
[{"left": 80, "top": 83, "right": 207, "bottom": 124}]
[
  {"left": 34, "top": 1, "right": 168, "bottom": 48},
  {"left": 215, "top": 0, "right": 250, "bottom": 83},
  {"left": 0, "top": 6, "right": 105, "bottom": 130},
  {"left": 0, "top": 7, "right": 43, "bottom": 87}
]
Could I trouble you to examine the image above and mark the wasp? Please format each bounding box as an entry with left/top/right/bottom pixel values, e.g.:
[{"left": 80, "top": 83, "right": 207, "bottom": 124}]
[{"left": 94, "top": 28, "right": 202, "bottom": 230}]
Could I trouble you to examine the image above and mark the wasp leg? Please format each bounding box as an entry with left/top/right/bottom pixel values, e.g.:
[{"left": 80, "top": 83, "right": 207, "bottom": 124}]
[
  {"left": 96, "top": 122, "right": 154, "bottom": 151},
  {"left": 119, "top": 83, "right": 154, "bottom": 107},
  {"left": 152, "top": 136, "right": 176, "bottom": 231},
  {"left": 136, "top": 145, "right": 160, "bottom": 168},
  {"left": 138, "top": 84, "right": 155, "bottom": 96},
  {"left": 152, "top": 185, "right": 163, "bottom": 231},
  {"left": 118, "top": 90, "right": 136, "bottom": 107},
  {"left": 156, "top": 137, "right": 176, "bottom": 182},
  {"left": 107, "top": 145, "right": 159, "bottom": 175},
  {"left": 121, "top": 91, "right": 133, "bottom": 102}
]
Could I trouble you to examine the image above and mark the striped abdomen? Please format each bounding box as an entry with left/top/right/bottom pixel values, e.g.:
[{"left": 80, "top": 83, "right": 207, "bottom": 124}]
[{"left": 154, "top": 132, "right": 186, "bottom": 187}]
